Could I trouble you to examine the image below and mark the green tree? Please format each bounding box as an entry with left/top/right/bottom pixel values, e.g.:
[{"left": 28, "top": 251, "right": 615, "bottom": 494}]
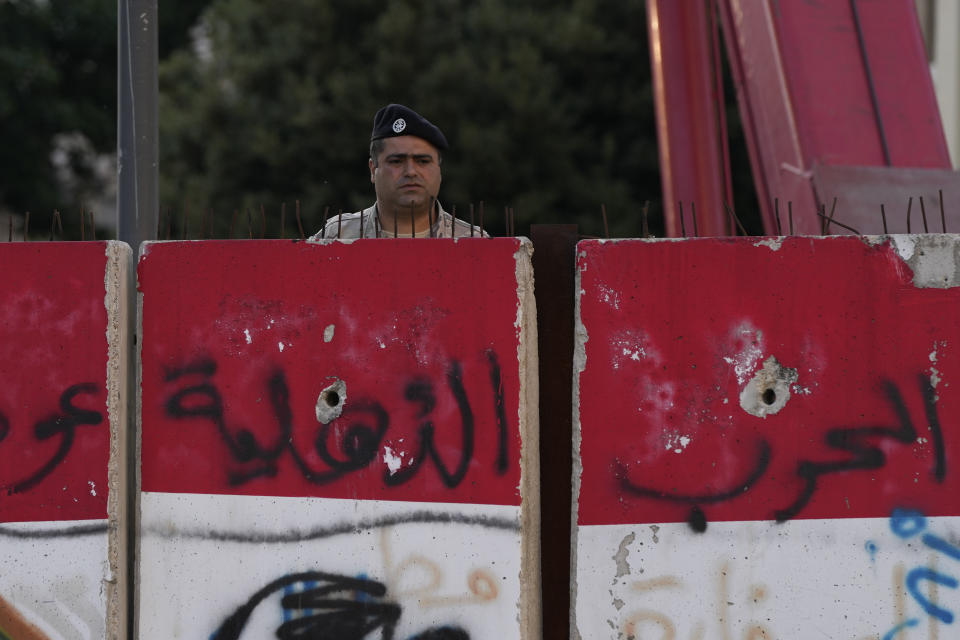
[
  {"left": 158, "top": 0, "right": 662, "bottom": 238},
  {"left": 0, "top": 0, "right": 116, "bottom": 235},
  {"left": 0, "top": 0, "right": 214, "bottom": 238}
]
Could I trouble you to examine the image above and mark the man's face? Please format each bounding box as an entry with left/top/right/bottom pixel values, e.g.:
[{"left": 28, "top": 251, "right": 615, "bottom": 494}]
[{"left": 369, "top": 136, "right": 442, "bottom": 214}]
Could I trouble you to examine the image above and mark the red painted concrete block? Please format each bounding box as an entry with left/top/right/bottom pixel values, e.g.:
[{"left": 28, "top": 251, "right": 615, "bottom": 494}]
[
  {"left": 574, "top": 235, "right": 960, "bottom": 639},
  {"left": 137, "top": 239, "right": 539, "bottom": 639},
  {"left": 0, "top": 241, "right": 130, "bottom": 640}
]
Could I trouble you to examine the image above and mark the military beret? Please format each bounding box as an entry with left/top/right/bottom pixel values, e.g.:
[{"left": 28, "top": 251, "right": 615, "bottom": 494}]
[{"left": 370, "top": 104, "right": 448, "bottom": 150}]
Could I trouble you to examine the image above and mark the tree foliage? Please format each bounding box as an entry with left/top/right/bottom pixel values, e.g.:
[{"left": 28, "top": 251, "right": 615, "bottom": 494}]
[
  {"left": 0, "top": 0, "right": 211, "bottom": 236},
  {"left": 158, "top": 0, "right": 662, "bottom": 237},
  {"left": 0, "top": 0, "right": 116, "bottom": 228}
]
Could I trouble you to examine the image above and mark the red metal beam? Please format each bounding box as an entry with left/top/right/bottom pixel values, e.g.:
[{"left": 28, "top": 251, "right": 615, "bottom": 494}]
[
  {"left": 718, "top": 0, "right": 951, "bottom": 235},
  {"left": 647, "top": 0, "right": 733, "bottom": 237}
]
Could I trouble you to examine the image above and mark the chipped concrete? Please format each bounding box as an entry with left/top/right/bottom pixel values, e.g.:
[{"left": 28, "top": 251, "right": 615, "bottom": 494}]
[
  {"left": 612, "top": 532, "right": 635, "bottom": 579},
  {"left": 105, "top": 241, "right": 131, "bottom": 640},
  {"left": 899, "top": 235, "right": 960, "bottom": 288},
  {"left": 869, "top": 234, "right": 960, "bottom": 288},
  {"left": 753, "top": 237, "right": 785, "bottom": 251},
  {"left": 739, "top": 355, "right": 798, "bottom": 418},
  {"left": 570, "top": 250, "right": 589, "bottom": 640},
  {"left": 723, "top": 323, "right": 764, "bottom": 385},
  {"left": 513, "top": 238, "right": 542, "bottom": 640},
  {"left": 314, "top": 378, "right": 347, "bottom": 424}
]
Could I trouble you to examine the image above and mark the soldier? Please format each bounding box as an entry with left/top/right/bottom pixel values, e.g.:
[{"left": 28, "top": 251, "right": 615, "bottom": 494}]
[{"left": 312, "top": 104, "right": 485, "bottom": 239}]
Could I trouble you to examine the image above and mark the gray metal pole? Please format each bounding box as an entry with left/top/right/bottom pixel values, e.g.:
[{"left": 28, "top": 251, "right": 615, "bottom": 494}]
[
  {"left": 117, "top": 3, "right": 157, "bottom": 638},
  {"left": 117, "top": 0, "right": 158, "bottom": 246}
]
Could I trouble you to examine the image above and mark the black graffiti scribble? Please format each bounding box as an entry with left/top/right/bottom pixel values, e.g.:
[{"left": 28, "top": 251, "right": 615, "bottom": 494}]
[
  {"left": 486, "top": 349, "right": 509, "bottom": 474},
  {"left": 164, "top": 353, "right": 509, "bottom": 488},
  {"left": 1, "top": 383, "right": 103, "bottom": 496},
  {"left": 616, "top": 439, "right": 772, "bottom": 533},
  {"left": 164, "top": 359, "right": 285, "bottom": 484},
  {"left": 614, "top": 375, "right": 947, "bottom": 530},
  {"left": 211, "top": 571, "right": 470, "bottom": 640},
  {"left": 385, "top": 361, "right": 473, "bottom": 488},
  {"left": 773, "top": 376, "right": 944, "bottom": 522}
]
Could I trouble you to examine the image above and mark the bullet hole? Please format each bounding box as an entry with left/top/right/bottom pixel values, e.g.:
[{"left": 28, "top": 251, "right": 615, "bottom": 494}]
[
  {"left": 739, "top": 355, "right": 798, "bottom": 418},
  {"left": 316, "top": 378, "right": 346, "bottom": 424}
]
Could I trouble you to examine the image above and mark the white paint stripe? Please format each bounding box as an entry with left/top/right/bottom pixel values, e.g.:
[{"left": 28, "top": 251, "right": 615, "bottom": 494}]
[
  {"left": 575, "top": 516, "right": 960, "bottom": 640},
  {"left": 140, "top": 493, "right": 523, "bottom": 639}
]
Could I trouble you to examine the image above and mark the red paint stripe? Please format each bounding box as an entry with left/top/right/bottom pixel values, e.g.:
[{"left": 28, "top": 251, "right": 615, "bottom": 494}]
[
  {"left": 0, "top": 243, "right": 111, "bottom": 523},
  {"left": 577, "top": 237, "right": 960, "bottom": 526},
  {"left": 140, "top": 240, "right": 525, "bottom": 506}
]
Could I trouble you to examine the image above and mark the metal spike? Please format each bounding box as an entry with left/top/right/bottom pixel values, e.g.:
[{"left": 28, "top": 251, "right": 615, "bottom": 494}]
[
  {"left": 940, "top": 189, "right": 947, "bottom": 233},
  {"left": 815, "top": 209, "right": 860, "bottom": 235},
  {"left": 724, "top": 203, "right": 748, "bottom": 236},
  {"left": 906, "top": 197, "right": 913, "bottom": 234},
  {"left": 691, "top": 202, "right": 699, "bottom": 237},
  {"left": 601, "top": 204, "right": 609, "bottom": 239},
  {"left": 775, "top": 199, "right": 782, "bottom": 235},
  {"left": 295, "top": 200, "right": 305, "bottom": 239},
  {"left": 920, "top": 196, "right": 929, "bottom": 233},
  {"left": 678, "top": 201, "right": 686, "bottom": 238},
  {"left": 880, "top": 204, "right": 888, "bottom": 234}
]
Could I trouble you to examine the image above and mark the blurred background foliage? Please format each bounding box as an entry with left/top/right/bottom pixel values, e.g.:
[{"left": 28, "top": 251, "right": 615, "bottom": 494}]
[{"left": 0, "top": 0, "right": 758, "bottom": 239}]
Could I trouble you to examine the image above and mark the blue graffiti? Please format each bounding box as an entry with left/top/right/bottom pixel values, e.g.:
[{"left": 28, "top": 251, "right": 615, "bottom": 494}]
[
  {"left": 865, "top": 540, "right": 878, "bottom": 563},
  {"left": 881, "top": 618, "right": 920, "bottom": 640},
  {"left": 881, "top": 618, "right": 919, "bottom": 640},
  {"left": 906, "top": 568, "right": 958, "bottom": 623},
  {"left": 881, "top": 508, "right": 960, "bottom": 637}
]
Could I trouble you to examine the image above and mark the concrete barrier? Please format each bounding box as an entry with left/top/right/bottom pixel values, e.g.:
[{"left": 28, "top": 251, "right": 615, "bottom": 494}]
[
  {"left": 573, "top": 235, "right": 960, "bottom": 639},
  {"left": 137, "top": 238, "right": 539, "bottom": 639},
  {"left": 0, "top": 242, "right": 130, "bottom": 640}
]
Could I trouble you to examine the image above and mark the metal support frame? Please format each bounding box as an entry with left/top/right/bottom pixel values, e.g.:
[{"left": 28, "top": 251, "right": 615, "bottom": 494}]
[
  {"left": 117, "top": 0, "right": 158, "bottom": 247},
  {"left": 647, "top": 0, "right": 733, "bottom": 237}
]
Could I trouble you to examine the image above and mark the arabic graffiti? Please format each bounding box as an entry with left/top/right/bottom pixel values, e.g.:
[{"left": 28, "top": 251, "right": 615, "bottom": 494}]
[
  {"left": 0, "top": 383, "right": 103, "bottom": 495},
  {"left": 616, "top": 375, "right": 946, "bottom": 530},
  {"left": 620, "top": 562, "right": 773, "bottom": 640},
  {"left": 162, "top": 350, "right": 509, "bottom": 488},
  {"left": 211, "top": 571, "right": 470, "bottom": 640}
]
